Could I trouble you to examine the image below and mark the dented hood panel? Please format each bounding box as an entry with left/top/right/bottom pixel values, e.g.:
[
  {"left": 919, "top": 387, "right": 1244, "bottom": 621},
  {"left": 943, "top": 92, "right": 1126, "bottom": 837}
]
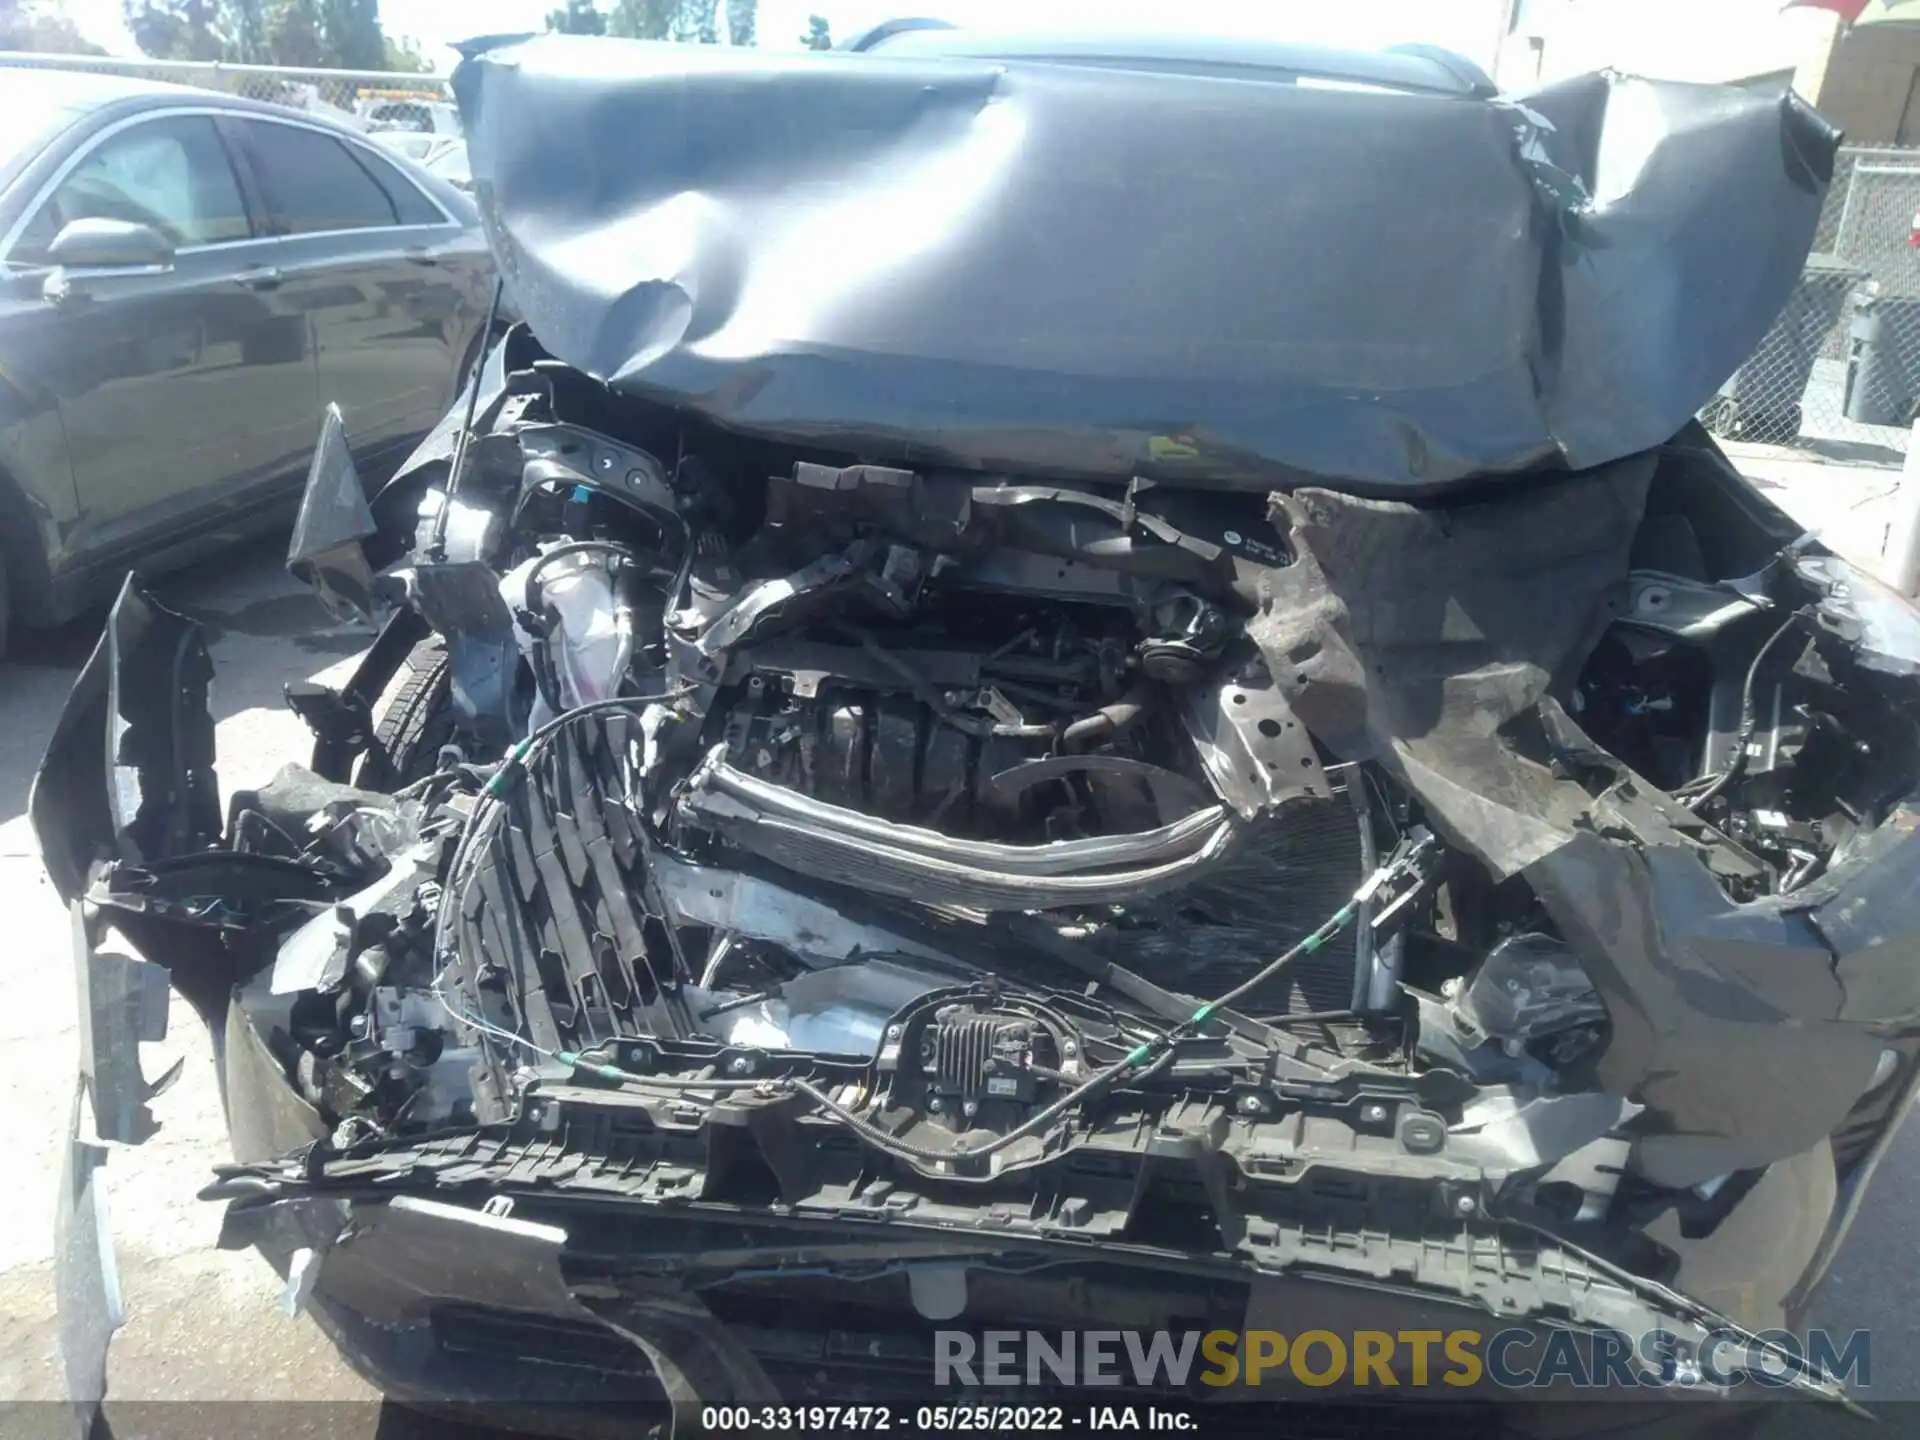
[{"left": 451, "top": 35, "right": 1838, "bottom": 494}]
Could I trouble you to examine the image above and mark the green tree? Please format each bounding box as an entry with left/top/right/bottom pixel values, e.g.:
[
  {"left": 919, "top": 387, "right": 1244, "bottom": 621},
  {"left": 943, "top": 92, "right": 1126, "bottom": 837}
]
[
  {"left": 605, "top": 0, "right": 670, "bottom": 39},
  {"left": 261, "top": 0, "right": 321, "bottom": 64},
  {"left": 123, "top": 0, "right": 423, "bottom": 70},
  {"left": 123, "top": 0, "right": 225, "bottom": 60},
  {"left": 606, "top": 0, "right": 751, "bottom": 44},
  {"left": 801, "top": 13, "right": 829, "bottom": 49},
  {"left": 546, "top": 0, "right": 605, "bottom": 34},
  {"left": 382, "top": 31, "right": 427, "bottom": 69},
  {"left": 1, "top": 0, "right": 108, "bottom": 52},
  {"left": 318, "top": 0, "right": 380, "bottom": 68},
  {"left": 223, "top": 0, "right": 269, "bottom": 61}
]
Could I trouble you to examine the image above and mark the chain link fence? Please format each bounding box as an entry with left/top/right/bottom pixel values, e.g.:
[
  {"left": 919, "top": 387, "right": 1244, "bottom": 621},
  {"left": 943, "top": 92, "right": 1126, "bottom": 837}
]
[
  {"left": 1708, "top": 144, "right": 1920, "bottom": 453},
  {"left": 0, "top": 49, "right": 452, "bottom": 130}
]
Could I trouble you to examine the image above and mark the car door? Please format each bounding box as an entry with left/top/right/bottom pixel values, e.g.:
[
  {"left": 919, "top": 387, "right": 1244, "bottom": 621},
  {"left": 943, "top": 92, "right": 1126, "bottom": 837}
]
[
  {"left": 0, "top": 110, "right": 316, "bottom": 570},
  {"left": 223, "top": 115, "right": 488, "bottom": 483}
]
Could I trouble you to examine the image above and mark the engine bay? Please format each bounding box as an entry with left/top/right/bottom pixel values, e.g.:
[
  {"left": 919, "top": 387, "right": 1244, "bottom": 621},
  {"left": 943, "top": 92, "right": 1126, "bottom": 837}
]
[
  {"left": 43, "top": 39, "right": 1920, "bottom": 1416},
  {"left": 39, "top": 330, "right": 1920, "bottom": 1396}
]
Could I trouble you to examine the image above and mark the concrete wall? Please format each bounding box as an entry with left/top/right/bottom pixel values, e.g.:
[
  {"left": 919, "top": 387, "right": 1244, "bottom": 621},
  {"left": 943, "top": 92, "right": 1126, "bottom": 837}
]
[
  {"left": 1490, "top": 3, "right": 1920, "bottom": 145},
  {"left": 1493, "top": 0, "right": 1843, "bottom": 93},
  {"left": 1814, "top": 24, "right": 1920, "bottom": 144}
]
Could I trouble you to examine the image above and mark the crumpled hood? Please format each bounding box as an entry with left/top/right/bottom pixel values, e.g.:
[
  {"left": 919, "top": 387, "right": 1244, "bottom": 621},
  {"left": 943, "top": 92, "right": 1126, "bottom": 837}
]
[{"left": 450, "top": 34, "right": 1839, "bottom": 495}]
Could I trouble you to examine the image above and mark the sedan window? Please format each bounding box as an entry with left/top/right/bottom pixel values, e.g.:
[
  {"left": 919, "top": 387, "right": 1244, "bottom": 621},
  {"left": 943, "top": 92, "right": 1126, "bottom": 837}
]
[
  {"left": 240, "top": 121, "right": 400, "bottom": 235},
  {"left": 11, "top": 115, "right": 251, "bottom": 264},
  {"left": 353, "top": 145, "right": 449, "bottom": 227},
  {"left": 373, "top": 132, "right": 439, "bottom": 162}
]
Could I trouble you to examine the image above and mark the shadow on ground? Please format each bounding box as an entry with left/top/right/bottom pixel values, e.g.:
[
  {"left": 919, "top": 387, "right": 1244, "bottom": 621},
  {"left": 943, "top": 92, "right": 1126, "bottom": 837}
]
[{"left": 0, "top": 544, "right": 361, "bottom": 827}]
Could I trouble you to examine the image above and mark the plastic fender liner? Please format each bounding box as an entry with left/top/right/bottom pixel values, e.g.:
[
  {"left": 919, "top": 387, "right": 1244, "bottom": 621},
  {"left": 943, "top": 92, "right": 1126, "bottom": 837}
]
[{"left": 31, "top": 576, "right": 219, "bottom": 904}]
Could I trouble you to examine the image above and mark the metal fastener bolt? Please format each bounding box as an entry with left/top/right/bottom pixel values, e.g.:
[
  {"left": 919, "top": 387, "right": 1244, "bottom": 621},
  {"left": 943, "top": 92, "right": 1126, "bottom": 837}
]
[
  {"left": 1361, "top": 1103, "right": 1388, "bottom": 1124},
  {"left": 1455, "top": 1195, "right": 1478, "bottom": 1216},
  {"left": 962, "top": 1100, "right": 979, "bottom": 1118},
  {"left": 1062, "top": 1040, "right": 1077, "bottom": 1057},
  {"left": 928, "top": 1097, "right": 944, "bottom": 1113},
  {"left": 597, "top": 454, "right": 615, "bottom": 472},
  {"left": 1239, "top": 1094, "right": 1266, "bottom": 1115},
  {"left": 886, "top": 1025, "right": 903, "bottom": 1041},
  {"left": 728, "top": 1056, "right": 752, "bottom": 1075}
]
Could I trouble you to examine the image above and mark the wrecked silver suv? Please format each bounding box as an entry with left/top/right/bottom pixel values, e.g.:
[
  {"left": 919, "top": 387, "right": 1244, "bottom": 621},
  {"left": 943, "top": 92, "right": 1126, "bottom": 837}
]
[{"left": 37, "top": 28, "right": 1920, "bottom": 1434}]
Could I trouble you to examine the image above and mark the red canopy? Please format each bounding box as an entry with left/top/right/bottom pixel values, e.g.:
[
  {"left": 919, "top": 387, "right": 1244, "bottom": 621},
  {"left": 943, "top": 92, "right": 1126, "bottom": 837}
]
[{"left": 1783, "top": 0, "right": 1870, "bottom": 19}]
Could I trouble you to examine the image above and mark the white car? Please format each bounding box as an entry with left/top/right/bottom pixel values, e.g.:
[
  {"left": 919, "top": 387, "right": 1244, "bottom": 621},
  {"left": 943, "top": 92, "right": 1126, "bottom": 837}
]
[
  {"left": 359, "top": 98, "right": 462, "bottom": 136},
  {"left": 372, "top": 130, "right": 459, "bottom": 166},
  {"left": 421, "top": 138, "right": 470, "bottom": 190}
]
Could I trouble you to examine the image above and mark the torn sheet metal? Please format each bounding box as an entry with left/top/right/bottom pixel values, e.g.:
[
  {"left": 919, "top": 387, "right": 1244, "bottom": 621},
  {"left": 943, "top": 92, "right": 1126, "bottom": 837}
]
[
  {"left": 1526, "top": 828, "right": 1911, "bottom": 1188},
  {"left": 1250, "top": 453, "right": 1654, "bottom": 875},
  {"left": 451, "top": 35, "right": 1836, "bottom": 493}
]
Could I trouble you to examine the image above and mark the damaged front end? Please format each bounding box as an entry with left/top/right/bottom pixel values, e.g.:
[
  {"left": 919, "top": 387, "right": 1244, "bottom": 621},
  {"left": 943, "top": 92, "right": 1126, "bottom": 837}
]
[{"left": 36, "top": 30, "right": 1920, "bottom": 1433}]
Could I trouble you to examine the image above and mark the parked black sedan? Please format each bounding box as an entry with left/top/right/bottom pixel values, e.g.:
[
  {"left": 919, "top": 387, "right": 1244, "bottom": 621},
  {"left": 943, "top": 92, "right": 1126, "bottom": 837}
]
[{"left": 0, "top": 67, "right": 494, "bottom": 652}]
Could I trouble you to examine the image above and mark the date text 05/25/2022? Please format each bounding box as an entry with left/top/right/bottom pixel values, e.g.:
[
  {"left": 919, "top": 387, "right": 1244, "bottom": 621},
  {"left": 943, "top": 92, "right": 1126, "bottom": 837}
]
[{"left": 699, "top": 1405, "right": 1197, "bottom": 1431}]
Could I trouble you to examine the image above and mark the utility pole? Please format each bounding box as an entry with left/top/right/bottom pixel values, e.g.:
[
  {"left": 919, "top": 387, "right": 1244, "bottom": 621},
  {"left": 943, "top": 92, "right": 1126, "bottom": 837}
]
[{"left": 1488, "top": 0, "right": 1522, "bottom": 86}]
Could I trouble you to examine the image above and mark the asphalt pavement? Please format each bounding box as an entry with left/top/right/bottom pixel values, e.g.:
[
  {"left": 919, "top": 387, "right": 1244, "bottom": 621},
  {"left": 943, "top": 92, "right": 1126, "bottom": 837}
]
[{"left": 0, "top": 466, "right": 1914, "bottom": 1434}]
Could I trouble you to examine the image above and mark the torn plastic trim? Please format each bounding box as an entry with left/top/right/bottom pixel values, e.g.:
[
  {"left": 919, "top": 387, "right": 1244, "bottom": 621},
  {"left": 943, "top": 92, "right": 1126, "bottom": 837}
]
[
  {"left": 55, "top": 1089, "right": 122, "bottom": 1434},
  {"left": 106, "top": 582, "right": 220, "bottom": 868},
  {"left": 56, "top": 898, "right": 182, "bottom": 1433},
  {"left": 286, "top": 404, "right": 380, "bottom": 625},
  {"left": 30, "top": 577, "right": 220, "bottom": 904},
  {"left": 72, "top": 900, "right": 182, "bottom": 1145}
]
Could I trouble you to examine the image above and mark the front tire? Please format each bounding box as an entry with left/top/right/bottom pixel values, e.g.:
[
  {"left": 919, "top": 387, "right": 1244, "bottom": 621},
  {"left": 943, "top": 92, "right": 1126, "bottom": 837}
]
[{"left": 357, "top": 637, "right": 455, "bottom": 787}]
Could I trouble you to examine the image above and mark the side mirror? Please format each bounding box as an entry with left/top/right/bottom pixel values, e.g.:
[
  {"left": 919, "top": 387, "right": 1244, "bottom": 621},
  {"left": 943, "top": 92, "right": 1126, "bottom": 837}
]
[
  {"left": 41, "top": 219, "right": 175, "bottom": 303},
  {"left": 47, "top": 218, "right": 175, "bottom": 270},
  {"left": 287, "top": 404, "right": 379, "bottom": 624}
]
